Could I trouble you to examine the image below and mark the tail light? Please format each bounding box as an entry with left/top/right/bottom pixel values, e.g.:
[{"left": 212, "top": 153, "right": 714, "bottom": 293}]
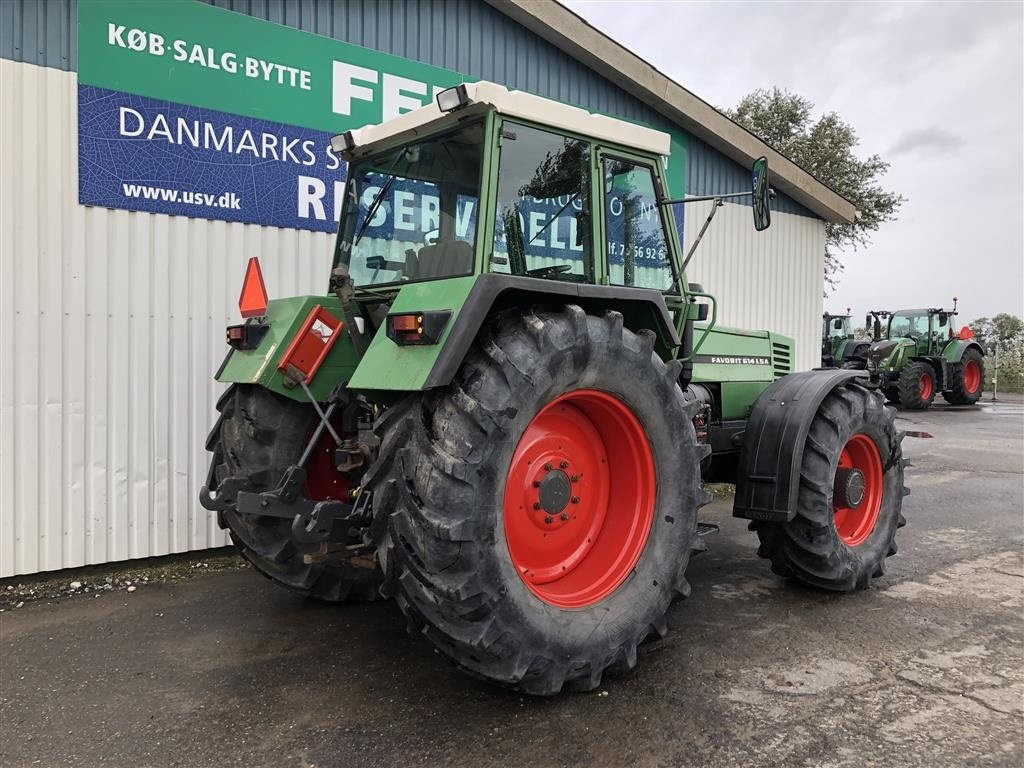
[{"left": 386, "top": 311, "right": 451, "bottom": 345}]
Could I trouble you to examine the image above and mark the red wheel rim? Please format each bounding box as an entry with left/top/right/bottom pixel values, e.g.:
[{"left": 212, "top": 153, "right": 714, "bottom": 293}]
[
  {"left": 963, "top": 360, "right": 981, "bottom": 394},
  {"left": 503, "top": 389, "right": 655, "bottom": 608},
  {"left": 303, "top": 425, "right": 350, "bottom": 501},
  {"left": 919, "top": 372, "right": 933, "bottom": 400},
  {"left": 833, "top": 434, "right": 883, "bottom": 547}
]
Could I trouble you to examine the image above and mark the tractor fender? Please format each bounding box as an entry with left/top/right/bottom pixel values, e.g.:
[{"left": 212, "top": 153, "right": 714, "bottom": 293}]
[
  {"left": 943, "top": 339, "right": 985, "bottom": 363},
  {"left": 421, "top": 273, "right": 681, "bottom": 389},
  {"left": 733, "top": 368, "right": 868, "bottom": 523}
]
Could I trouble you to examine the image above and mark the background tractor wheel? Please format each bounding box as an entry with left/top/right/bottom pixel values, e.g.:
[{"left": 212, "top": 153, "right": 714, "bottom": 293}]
[
  {"left": 897, "top": 361, "right": 936, "bottom": 410},
  {"left": 753, "top": 379, "right": 907, "bottom": 591},
  {"left": 942, "top": 348, "right": 985, "bottom": 405},
  {"left": 364, "top": 306, "right": 708, "bottom": 695},
  {"left": 210, "top": 384, "right": 381, "bottom": 601}
]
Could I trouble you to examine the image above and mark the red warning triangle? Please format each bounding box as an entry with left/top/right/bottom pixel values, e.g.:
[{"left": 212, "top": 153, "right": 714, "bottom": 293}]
[{"left": 239, "top": 257, "right": 269, "bottom": 318}]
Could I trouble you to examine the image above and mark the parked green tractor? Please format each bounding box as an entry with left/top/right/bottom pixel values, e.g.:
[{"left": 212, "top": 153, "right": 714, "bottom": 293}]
[
  {"left": 200, "top": 82, "right": 907, "bottom": 694},
  {"left": 821, "top": 309, "right": 870, "bottom": 367},
  {"left": 852, "top": 301, "right": 985, "bottom": 409}
]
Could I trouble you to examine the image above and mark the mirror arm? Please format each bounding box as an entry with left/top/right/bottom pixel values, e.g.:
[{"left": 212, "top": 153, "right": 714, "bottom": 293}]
[
  {"left": 659, "top": 188, "right": 775, "bottom": 206},
  {"left": 660, "top": 191, "right": 750, "bottom": 206}
]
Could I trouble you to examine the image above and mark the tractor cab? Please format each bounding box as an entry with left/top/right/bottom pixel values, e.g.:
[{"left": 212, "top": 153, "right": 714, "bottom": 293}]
[
  {"left": 886, "top": 308, "right": 952, "bottom": 356},
  {"left": 821, "top": 310, "right": 869, "bottom": 367}
]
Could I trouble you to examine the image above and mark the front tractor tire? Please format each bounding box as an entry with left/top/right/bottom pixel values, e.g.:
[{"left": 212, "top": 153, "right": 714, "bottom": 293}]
[
  {"left": 364, "top": 307, "right": 708, "bottom": 694},
  {"left": 754, "top": 379, "right": 907, "bottom": 591},
  {"left": 943, "top": 348, "right": 985, "bottom": 405},
  {"left": 897, "top": 360, "right": 937, "bottom": 410},
  {"left": 210, "top": 385, "right": 381, "bottom": 601}
]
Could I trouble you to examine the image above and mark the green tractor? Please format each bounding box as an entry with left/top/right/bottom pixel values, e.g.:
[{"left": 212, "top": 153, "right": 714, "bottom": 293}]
[
  {"left": 200, "top": 82, "right": 907, "bottom": 694},
  {"left": 821, "top": 309, "right": 870, "bottom": 367},
  {"left": 855, "top": 301, "right": 985, "bottom": 409}
]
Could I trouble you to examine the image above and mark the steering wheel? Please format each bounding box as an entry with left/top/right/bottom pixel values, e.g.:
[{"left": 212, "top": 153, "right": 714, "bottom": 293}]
[{"left": 525, "top": 264, "right": 573, "bottom": 279}]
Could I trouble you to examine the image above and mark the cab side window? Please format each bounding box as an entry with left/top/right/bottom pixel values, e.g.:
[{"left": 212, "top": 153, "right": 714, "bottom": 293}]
[
  {"left": 491, "top": 122, "right": 591, "bottom": 281},
  {"left": 603, "top": 158, "right": 674, "bottom": 291}
]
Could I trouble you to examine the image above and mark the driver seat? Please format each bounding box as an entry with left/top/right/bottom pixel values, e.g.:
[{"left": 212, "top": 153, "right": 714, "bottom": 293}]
[{"left": 412, "top": 239, "right": 474, "bottom": 279}]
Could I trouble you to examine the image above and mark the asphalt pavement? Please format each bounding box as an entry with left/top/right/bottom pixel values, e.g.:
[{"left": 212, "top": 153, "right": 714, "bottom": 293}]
[{"left": 2, "top": 399, "right": 1022, "bottom": 768}]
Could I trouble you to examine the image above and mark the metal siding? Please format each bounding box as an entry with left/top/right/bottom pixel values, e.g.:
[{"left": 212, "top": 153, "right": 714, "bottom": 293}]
[
  {"left": 0, "top": 59, "right": 336, "bottom": 576},
  {"left": 687, "top": 134, "right": 816, "bottom": 218},
  {"left": 0, "top": 0, "right": 76, "bottom": 71},
  {"left": 684, "top": 200, "right": 825, "bottom": 373}
]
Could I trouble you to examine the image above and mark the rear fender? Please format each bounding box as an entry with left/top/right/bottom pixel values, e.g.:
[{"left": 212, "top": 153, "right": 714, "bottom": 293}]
[
  {"left": 348, "top": 273, "right": 680, "bottom": 396},
  {"left": 733, "top": 369, "right": 868, "bottom": 523},
  {"left": 942, "top": 339, "right": 985, "bottom": 363}
]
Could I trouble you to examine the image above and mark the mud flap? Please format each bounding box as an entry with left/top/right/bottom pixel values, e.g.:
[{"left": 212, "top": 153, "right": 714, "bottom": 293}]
[{"left": 733, "top": 369, "right": 868, "bottom": 523}]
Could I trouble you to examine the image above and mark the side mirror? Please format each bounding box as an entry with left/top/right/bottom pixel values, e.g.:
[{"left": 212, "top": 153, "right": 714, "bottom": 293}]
[
  {"left": 938, "top": 312, "right": 949, "bottom": 325},
  {"left": 866, "top": 314, "right": 872, "bottom": 331},
  {"left": 752, "top": 157, "right": 772, "bottom": 232}
]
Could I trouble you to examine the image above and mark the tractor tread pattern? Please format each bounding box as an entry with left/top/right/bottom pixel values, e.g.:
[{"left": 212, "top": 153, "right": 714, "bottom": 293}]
[
  {"left": 897, "top": 360, "right": 936, "bottom": 410},
  {"left": 942, "top": 348, "right": 985, "bottom": 405},
  {"left": 754, "top": 379, "right": 907, "bottom": 591},
  {"left": 366, "top": 306, "right": 706, "bottom": 695}
]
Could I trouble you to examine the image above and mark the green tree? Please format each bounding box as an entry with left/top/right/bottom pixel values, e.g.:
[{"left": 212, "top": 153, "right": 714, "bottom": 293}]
[
  {"left": 969, "top": 313, "right": 1024, "bottom": 350},
  {"left": 969, "top": 313, "right": 1024, "bottom": 393},
  {"left": 726, "top": 88, "right": 905, "bottom": 289}
]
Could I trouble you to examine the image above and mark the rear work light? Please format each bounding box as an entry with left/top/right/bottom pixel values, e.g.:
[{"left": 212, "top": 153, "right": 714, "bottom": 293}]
[
  {"left": 386, "top": 311, "right": 451, "bottom": 346},
  {"left": 436, "top": 83, "right": 474, "bottom": 112}
]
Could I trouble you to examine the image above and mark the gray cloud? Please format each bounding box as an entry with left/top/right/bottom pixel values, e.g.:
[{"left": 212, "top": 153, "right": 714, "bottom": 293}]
[{"left": 888, "top": 127, "right": 966, "bottom": 156}]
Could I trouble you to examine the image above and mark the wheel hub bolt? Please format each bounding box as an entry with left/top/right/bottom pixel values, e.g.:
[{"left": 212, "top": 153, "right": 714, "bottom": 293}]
[
  {"left": 570, "top": 475, "right": 579, "bottom": 483},
  {"left": 560, "top": 460, "right": 569, "bottom": 469},
  {"left": 559, "top": 513, "right": 570, "bottom": 521},
  {"left": 533, "top": 480, "right": 542, "bottom": 488},
  {"left": 571, "top": 496, "right": 580, "bottom": 504},
  {"left": 544, "top": 515, "right": 553, "bottom": 524},
  {"left": 544, "top": 463, "right": 553, "bottom": 471},
  {"left": 533, "top": 502, "right": 541, "bottom": 510}
]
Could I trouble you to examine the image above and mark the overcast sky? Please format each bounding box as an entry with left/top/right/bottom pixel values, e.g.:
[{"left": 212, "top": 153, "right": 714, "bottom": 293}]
[{"left": 565, "top": 0, "right": 1024, "bottom": 326}]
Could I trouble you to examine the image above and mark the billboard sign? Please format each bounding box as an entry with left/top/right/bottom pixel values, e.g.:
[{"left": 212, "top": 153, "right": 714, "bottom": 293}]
[{"left": 77, "top": 0, "right": 686, "bottom": 243}]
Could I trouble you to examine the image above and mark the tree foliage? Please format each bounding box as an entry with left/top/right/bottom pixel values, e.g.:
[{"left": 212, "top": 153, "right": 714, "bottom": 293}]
[
  {"left": 968, "top": 313, "right": 1024, "bottom": 350},
  {"left": 726, "top": 88, "right": 905, "bottom": 289},
  {"left": 968, "top": 313, "right": 1024, "bottom": 393}
]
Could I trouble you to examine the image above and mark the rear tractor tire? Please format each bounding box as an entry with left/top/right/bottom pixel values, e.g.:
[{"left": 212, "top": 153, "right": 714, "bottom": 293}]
[
  {"left": 364, "top": 306, "right": 708, "bottom": 694},
  {"left": 897, "top": 361, "right": 936, "bottom": 410},
  {"left": 754, "top": 379, "right": 907, "bottom": 591},
  {"left": 210, "top": 384, "right": 382, "bottom": 601},
  {"left": 942, "top": 348, "right": 985, "bottom": 405}
]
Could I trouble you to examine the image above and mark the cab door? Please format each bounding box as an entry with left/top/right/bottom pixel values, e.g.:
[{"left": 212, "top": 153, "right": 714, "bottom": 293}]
[{"left": 597, "top": 152, "right": 679, "bottom": 294}]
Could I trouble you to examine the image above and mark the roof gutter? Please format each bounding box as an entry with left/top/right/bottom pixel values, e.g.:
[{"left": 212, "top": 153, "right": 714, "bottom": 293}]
[{"left": 484, "top": 0, "right": 857, "bottom": 225}]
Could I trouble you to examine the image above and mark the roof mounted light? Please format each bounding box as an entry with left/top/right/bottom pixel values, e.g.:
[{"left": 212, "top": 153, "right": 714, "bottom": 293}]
[
  {"left": 330, "top": 129, "right": 360, "bottom": 155},
  {"left": 436, "top": 84, "right": 473, "bottom": 113}
]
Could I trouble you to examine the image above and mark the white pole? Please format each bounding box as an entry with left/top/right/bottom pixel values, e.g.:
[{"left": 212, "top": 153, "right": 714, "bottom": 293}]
[{"left": 992, "top": 341, "right": 999, "bottom": 402}]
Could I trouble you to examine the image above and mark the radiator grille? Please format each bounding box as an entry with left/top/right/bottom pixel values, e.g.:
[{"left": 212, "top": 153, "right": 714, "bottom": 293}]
[{"left": 772, "top": 342, "right": 792, "bottom": 379}]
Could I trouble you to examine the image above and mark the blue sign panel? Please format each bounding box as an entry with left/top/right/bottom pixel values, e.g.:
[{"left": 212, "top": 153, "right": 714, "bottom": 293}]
[{"left": 78, "top": 85, "right": 346, "bottom": 233}]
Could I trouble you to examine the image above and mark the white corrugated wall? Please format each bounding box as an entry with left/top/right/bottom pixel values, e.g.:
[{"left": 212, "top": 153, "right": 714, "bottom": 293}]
[
  {"left": 0, "top": 59, "right": 334, "bottom": 577},
  {"left": 684, "top": 200, "right": 825, "bottom": 371},
  {"left": 0, "top": 58, "right": 825, "bottom": 577}
]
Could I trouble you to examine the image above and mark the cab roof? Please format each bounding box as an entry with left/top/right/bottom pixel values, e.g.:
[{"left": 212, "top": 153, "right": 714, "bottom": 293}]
[{"left": 343, "top": 81, "right": 671, "bottom": 159}]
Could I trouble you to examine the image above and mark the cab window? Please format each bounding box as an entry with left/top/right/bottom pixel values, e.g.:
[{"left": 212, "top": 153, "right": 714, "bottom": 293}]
[
  {"left": 491, "top": 122, "right": 591, "bottom": 282},
  {"left": 603, "top": 158, "right": 674, "bottom": 291}
]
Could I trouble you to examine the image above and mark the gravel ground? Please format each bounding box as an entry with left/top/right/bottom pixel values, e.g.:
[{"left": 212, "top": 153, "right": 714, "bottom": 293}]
[{"left": 1, "top": 400, "right": 1021, "bottom": 768}]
